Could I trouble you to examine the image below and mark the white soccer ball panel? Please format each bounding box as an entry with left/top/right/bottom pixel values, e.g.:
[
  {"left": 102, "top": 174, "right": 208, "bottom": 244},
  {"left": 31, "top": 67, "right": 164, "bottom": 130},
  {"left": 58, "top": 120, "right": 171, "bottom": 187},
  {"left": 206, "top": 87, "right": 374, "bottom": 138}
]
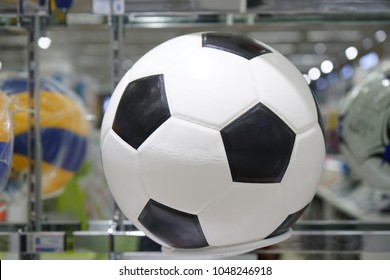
[
  {"left": 126, "top": 33, "right": 202, "bottom": 82},
  {"left": 164, "top": 47, "right": 258, "bottom": 129},
  {"left": 199, "top": 183, "right": 286, "bottom": 247},
  {"left": 281, "top": 124, "right": 325, "bottom": 213},
  {"left": 101, "top": 33, "right": 203, "bottom": 141},
  {"left": 250, "top": 53, "right": 318, "bottom": 133},
  {"left": 101, "top": 130, "right": 150, "bottom": 221},
  {"left": 138, "top": 117, "right": 233, "bottom": 214}
]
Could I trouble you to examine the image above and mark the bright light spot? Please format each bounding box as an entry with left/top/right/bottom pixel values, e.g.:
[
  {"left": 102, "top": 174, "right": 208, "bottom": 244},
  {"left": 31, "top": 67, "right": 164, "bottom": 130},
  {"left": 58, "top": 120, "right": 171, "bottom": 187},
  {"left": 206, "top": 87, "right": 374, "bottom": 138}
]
[
  {"left": 38, "top": 37, "right": 51, "bottom": 49},
  {"left": 0, "top": 61, "right": 2, "bottom": 71},
  {"left": 308, "top": 67, "right": 321, "bottom": 81},
  {"left": 382, "top": 79, "right": 390, "bottom": 87},
  {"left": 359, "top": 52, "right": 379, "bottom": 70},
  {"left": 375, "top": 30, "right": 387, "bottom": 42},
  {"left": 321, "top": 60, "right": 334, "bottom": 74},
  {"left": 345, "top": 46, "right": 358, "bottom": 60},
  {"left": 303, "top": 74, "right": 311, "bottom": 85}
]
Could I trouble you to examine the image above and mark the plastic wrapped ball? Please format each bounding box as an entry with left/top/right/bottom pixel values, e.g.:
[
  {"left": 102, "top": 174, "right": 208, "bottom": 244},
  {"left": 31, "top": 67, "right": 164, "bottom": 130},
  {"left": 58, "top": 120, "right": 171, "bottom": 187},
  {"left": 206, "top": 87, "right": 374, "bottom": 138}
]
[
  {"left": 0, "top": 72, "right": 90, "bottom": 199},
  {"left": 339, "top": 63, "right": 390, "bottom": 190},
  {"left": 0, "top": 92, "right": 13, "bottom": 192}
]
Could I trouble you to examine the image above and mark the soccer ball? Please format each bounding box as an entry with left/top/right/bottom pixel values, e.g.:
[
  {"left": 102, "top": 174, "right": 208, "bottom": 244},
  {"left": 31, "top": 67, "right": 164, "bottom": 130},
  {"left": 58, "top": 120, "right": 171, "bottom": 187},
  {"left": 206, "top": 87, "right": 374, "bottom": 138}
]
[
  {"left": 339, "top": 63, "right": 390, "bottom": 190},
  {"left": 0, "top": 92, "right": 13, "bottom": 192},
  {"left": 101, "top": 32, "right": 325, "bottom": 256},
  {"left": 0, "top": 72, "right": 90, "bottom": 198}
]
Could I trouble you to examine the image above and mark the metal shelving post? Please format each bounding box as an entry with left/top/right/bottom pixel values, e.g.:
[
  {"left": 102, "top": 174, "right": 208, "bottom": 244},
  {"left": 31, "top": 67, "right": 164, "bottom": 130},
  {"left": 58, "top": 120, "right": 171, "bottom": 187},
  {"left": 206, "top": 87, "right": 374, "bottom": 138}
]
[
  {"left": 18, "top": 3, "right": 45, "bottom": 259},
  {"left": 108, "top": 0, "right": 125, "bottom": 260},
  {"left": 15, "top": 0, "right": 66, "bottom": 260},
  {"left": 26, "top": 14, "right": 43, "bottom": 237}
]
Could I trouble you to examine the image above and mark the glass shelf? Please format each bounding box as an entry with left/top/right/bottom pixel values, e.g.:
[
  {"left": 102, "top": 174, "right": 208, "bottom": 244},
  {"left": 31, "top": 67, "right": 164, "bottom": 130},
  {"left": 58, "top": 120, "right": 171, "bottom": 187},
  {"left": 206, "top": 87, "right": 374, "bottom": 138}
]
[{"left": 2, "top": 220, "right": 390, "bottom": 259}]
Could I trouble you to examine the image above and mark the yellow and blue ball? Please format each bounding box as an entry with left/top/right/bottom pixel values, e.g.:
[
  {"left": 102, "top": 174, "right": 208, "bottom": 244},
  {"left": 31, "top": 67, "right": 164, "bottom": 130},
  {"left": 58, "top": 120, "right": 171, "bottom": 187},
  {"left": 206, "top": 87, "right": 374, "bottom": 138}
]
[
  {"left": 0, "top": 73, "right": 90, "bottom": 198},
  {"left": 0, "top": 92, "right": 13, "bottom": 192}
]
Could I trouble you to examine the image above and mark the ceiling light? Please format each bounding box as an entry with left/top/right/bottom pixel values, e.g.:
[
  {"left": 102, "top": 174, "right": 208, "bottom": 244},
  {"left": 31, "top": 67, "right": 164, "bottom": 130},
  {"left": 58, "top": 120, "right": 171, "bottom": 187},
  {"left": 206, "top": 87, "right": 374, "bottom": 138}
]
[
  {"left": 345, "top": 46, "right": 358, "bottom": 60},
  {"left": 308, "top": 67, "right": 321, "bottom": 81},
  {"left": 38, "top": 37, "right": 51, "bottom": 49},
  {"left": 321, "top": 60, "right": 334, "bottom": 74}
]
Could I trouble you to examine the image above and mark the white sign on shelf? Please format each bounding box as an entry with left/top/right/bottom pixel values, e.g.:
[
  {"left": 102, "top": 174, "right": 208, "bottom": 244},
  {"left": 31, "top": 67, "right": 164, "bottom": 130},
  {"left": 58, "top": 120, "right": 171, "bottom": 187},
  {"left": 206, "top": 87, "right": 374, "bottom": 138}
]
[
  {"left": 92, "top": 0, "right": 125, "bottom": 15},
  {"left": 32, "top": 233, "right": 65, "bottom": 253}
]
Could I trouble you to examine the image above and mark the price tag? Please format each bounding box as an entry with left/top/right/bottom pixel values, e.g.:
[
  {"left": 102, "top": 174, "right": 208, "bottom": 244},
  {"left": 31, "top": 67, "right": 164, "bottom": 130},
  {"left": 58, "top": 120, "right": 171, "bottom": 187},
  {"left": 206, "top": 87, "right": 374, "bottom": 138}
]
[
  {"left": 33, "top": 233, "right": 65, "bottom": 253},
  {"left": 92, "top": 0, "right": 125, "bottom": 15}
]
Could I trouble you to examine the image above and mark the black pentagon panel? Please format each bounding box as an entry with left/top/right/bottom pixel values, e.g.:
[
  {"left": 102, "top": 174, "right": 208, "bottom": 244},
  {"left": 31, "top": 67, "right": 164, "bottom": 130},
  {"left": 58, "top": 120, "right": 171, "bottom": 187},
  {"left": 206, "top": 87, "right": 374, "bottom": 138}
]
[
  {"left": 221, "top": 103, "right": 295, "bottom": 183},
  {"left": 112, "top": 74, "right": 171, "bottom": 149},
  {"left": 138, "top": 199, "right": 209, "bottom": 249},
  {"left": 266, "top": 204, "right": 309, "bottom": 239},
  {"left": 202, "top": 32, "right": 271, "bottom": 60}
]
